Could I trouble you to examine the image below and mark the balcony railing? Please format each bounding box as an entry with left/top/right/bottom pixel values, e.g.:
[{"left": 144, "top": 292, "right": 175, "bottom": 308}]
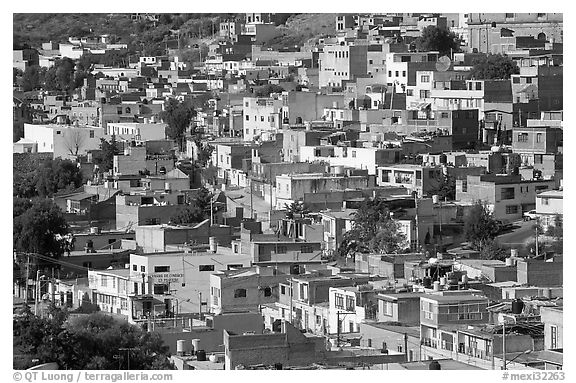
[{"left": 421, "top": 338, "right": 439, "bottom": 349}]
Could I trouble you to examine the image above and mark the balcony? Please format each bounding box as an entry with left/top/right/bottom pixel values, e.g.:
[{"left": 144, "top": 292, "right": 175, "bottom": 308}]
[{"left": 421, "top": 338, "right": 439, "bottom": 348}]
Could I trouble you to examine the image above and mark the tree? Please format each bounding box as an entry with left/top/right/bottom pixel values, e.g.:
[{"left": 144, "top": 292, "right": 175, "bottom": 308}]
[
  {"left": 170, "top": 187, "right": 213, "bottom": 224},
  {"left": 463, "top": 201, "right": 503, "bottom": 251},
  {"left": 13, "top": 310, "right": 174, "bottom": 370},
  {"left": 426, "top": 173, "right": 456, "bottom": 201},
  {"left": 159, "top": 98, "right": 195, "bottom": 152},
  {"left": 34, "top": 158, "right": 83, "bottom": 197},
  {"left": 478, "top": 239, "right": 506, "bottom": 260},
  {"left": 284, "top": 201, "right": 310, "bottom": 220},
  {"left": 470, "top": 54, "right": 519, "bottom": 80},
  {"left": 63, "top": 130, "right": 86, "bottom": 157},
  {"left": 338, "top": 198, "right": 406, "bottom": 257},
  {"left": 98, "top": 136, "right": 120, "bottom": 173},
  {"left": 22, "top": 65, "right": 42, "bottom": 91},
  {"left": 195, "top": 140, "right": 214, "bottom": 167},
  {"left": 255, "top": 84, "right": 285, "bottom": 97},
  {"left": 13, "top": 198, "right": 69, "bottom": 258},
  {"left": 415, "top": 26, "right": 461, "bottom": 56}
]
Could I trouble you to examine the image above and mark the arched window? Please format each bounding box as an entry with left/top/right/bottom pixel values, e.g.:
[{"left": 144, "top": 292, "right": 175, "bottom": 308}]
[
  {"left": 234, "top": 288, "right": 246, "bottom": 298},
  {"left": 263, "top": 287, "right": 272, "bottom": 297},
  {"left": 537, "top": 32, "right": 547, "bottom": 41}
]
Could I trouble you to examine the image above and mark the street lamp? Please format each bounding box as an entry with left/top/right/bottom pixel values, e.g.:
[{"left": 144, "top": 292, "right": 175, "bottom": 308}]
[{"left": 504, "top": 350, "right": 532, "bottom": 369}]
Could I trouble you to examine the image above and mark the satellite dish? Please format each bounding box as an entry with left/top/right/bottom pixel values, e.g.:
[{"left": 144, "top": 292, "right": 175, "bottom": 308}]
[{"left": 435, "top": 56, "right": 452, "bottom": 72}]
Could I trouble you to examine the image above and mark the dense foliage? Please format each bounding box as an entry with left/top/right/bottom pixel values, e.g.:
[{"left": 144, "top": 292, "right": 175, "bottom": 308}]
[
  {"left": 159, "top": 98, "right": 196, "bottom": 152},
  {"left": 13, "top": 308, "right": 174, "bottom": 370},
  {"left": 170, "top": 187, "right": 213, "bottom": 224},
  {"left": 14, "top": 155, "right": 83, "bottom": 198},
  {"left": 13, "top": 198, "right": 69, "bottom": 258},
  {"left": 470, "top": 54, "right": 520, "bottom": 79},
  {"left": 415, "top": 26, "right": 461, "bottom": 56},
  {"left": 338, "top": 198, "right": 407, "bottom": 257},
  {"left": 463, "top": 201, "right": 503, "bottom": 251}
]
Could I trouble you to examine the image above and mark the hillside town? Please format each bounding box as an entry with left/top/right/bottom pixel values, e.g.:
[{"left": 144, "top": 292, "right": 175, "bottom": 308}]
[{"left": 13, "top": 13, "right": 563, "bottom": 371}]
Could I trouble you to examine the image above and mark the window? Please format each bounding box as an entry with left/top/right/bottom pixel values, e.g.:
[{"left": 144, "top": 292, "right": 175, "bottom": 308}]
[
  {"left": 402, "top": 71, "right": 406, "bottom": 77},
  {"left": 199, "top": 265, "right": 215, "bottom": 272},
  {"left": 346, "top": 296, "right": 355, "bottom": 311},
  {"left": 441, "top": 112, "right": 449, "bottom": 118},
  {"left": 335, "top": 293, "right": 344, "bottom": 309},
  {"left": 395, "top": 71, "right": 399, "bottom": 77},
  {"left": 352, "top": 150, "right": 356, "bottom": 158},
  {"left": 263, "top": 287, "right": 272, "bottom": 297},
  {"left": 476, "top": 82, "right": 482, "bottom": 91},
  {"left": 388, "top": 71, "right": 392, "bottom": 77},
  {"left": 260, "top": 116, "right": 264, "bottom": 122},
  {"left": 513, "top": 77, "right": 520, "bottom": 84},
  {"left": 234, "top": 288, "right": 247, "bottom": 298},
  {"left": 153, "top": 284, "right": 168, "bottom": 295},
  {"left": 245, "top": 115, "right": 249, "bottom": 121},
  {"left": 133, "top": 265, "right": 137, "bottom": 271},
  {"left": 89, "top": 130, "right": 94, "bottom": 138},
  {"left": 420, "top": 75, "right": 430, "bottom": 83},
  {"left": 526, "top": 77, "right": 532, "bottom": 84},
  {"left": 420, "top": 90, "right": 430, "bottom": 98},
  {"left": 227, "top": 264, "right": 243, "bottom": 270},
  {"left": 369, "top": 59, "right": 373, "bottom": 64},
  {"left": 301, "top": 245, "right": 313, "bottom": 253},
  {"left": 542, "top": 198, "right": 549, "bottom": 205},
  {"left": 281, "top": 285, "right": 286, "bottom": 295},
  {"left": 501, "top": 187, "right": 515, "bottom": 200},
  {"left": 406, "top": 89, "right": 414, "bottom": 96},
  {"left": 462, "top": 180, "right": 468, "bottom": 193},
  {"left": 517, "top": 133, "right": 528, "bottom": 142},
  {"left": 154, "top": 266, "right": 170, "bottom": 273},
  {"left": 551, "top": 325, "right": 558, "bottom": 349},
  {"left": 140, "top": 266, "right": 146, "bottom": 273},
  {"left": 101, "top": 275, "right": 107, "bottom": 287},
  {"left": 276, "top": 245, "right": 287, "bottom": 254},
  {"left": 536, "top": 133, "right": 542, "bottom": 143},
  {"left": 535, "top": 154, "right": 543, "bottom": 164},
  {"left": 505, "top": 13, "right": 514, "bottom": 19},
  {"left": 506, "top": 205, "right": 519, "bottom": 214},
  {"left": 56, "top": 131, "right": 61, "bottom": 135}
]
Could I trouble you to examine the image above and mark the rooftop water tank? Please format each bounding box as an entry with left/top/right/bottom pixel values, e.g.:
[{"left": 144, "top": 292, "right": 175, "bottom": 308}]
[
  {"left": 176, "top": 339, "right": 191, "bottom": 356},
  {"left": 511, "top": 299, "right": 524, "bottom": 315}
]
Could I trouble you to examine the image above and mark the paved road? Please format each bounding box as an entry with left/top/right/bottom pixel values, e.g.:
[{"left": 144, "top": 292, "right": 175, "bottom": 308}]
[{"left": 497, "top": 219, "right": 539, "bottom": 246}]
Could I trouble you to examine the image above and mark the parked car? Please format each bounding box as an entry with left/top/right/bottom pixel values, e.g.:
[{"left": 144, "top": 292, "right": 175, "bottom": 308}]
[{"left": 523, "top": 210, "right": 539, "bottom": 221}]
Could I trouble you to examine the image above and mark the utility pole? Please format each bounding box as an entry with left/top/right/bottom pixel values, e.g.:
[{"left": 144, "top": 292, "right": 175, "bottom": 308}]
[
  {"left": 289, "top": 279, "right": 293, "bottom": 324},
  {"left": 414, "top": 192, "right": 420, "bottom": 252},
  {"left": 502, "top": 321, "right": 507, "bottom": 370},
  {"left": 250, "top": 178, "right": 254, "bottom": 219},
  {"left": 198, "top": 292, "right": 202, "bottom": 319},
  {"left": 34, "top": 270, "right": 40, "bottom": 316},
  {"left": 404, "top": 333, "right": 409, "bottom": 361},
  {"left": 535, "top": 223, "right": 539, "bottom": 258},
  {"left": 24, "top": 254, "right": 30, "bottom": 302},
  {"left": 336, "top": 311, "right": 340, "bottom": 347},
  {"left": 118, "top": 347, "right": 139, "bottom": 370}
]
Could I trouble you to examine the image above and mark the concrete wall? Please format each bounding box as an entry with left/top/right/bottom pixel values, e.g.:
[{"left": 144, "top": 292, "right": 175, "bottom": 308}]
[{"left": 516, "top": 258, "right": 562, "bottom": 287}]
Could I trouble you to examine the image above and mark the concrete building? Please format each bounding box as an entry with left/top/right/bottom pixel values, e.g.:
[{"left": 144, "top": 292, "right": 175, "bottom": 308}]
[
  {"left": 300, "top": 145, "right": 402, "bottom": 175},
  {"left": 376, "top": 164, "right": 442, "bottom": 197},
  {"left": 516, "top": 257, "right": 562, "bottom": 287},
  {"left": 275, "top": 172, "right": 373, "bottom": 209},
  {"left": 385, "top": 52, "right": 439, "bottom": 93},
  {"left": 88, "top": 268, "right": 132, "bottom": 316},
  {"left": 540, "top": 306, "right": 562, "bottom": 351},
  {"left": 106, "top": 122, "right": 168, "bottom": 141},
  {"left": 535, "top": 190, "right": 562, "bottom": 231},
  {"left": 23, "top": 123, "right": 105, "bottom": 160},
  {"left": 242, "top": 97, "right": 283, "bottom": 141},
  {"left": 135, "top": 221, "right": 234, "bottom": 253},
  {"left": 377, "top": 292, "right": 424, "bottom": 324},
  {"left": 328, "top": 284, "right": 381, "bottom": 334},
  {"left": 129, "top": 250, "right": 252, "bottom": 316},
  {"left": 466, "top": 13, "right": 563, "bottom": 54},
  {"left": 113, "top": 141, "right": 175, "bottom": 176},
  {"left": 209, "top": 266, "right": 290, "bottom": 314},
  {"left": 456, "top": 174, "right": 556, "bottom": 221}
]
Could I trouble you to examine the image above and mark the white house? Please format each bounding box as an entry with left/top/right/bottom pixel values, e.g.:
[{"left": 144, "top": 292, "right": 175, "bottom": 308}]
[{"left": 24, "top": 123, "right": 105, "bottom": 160}]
